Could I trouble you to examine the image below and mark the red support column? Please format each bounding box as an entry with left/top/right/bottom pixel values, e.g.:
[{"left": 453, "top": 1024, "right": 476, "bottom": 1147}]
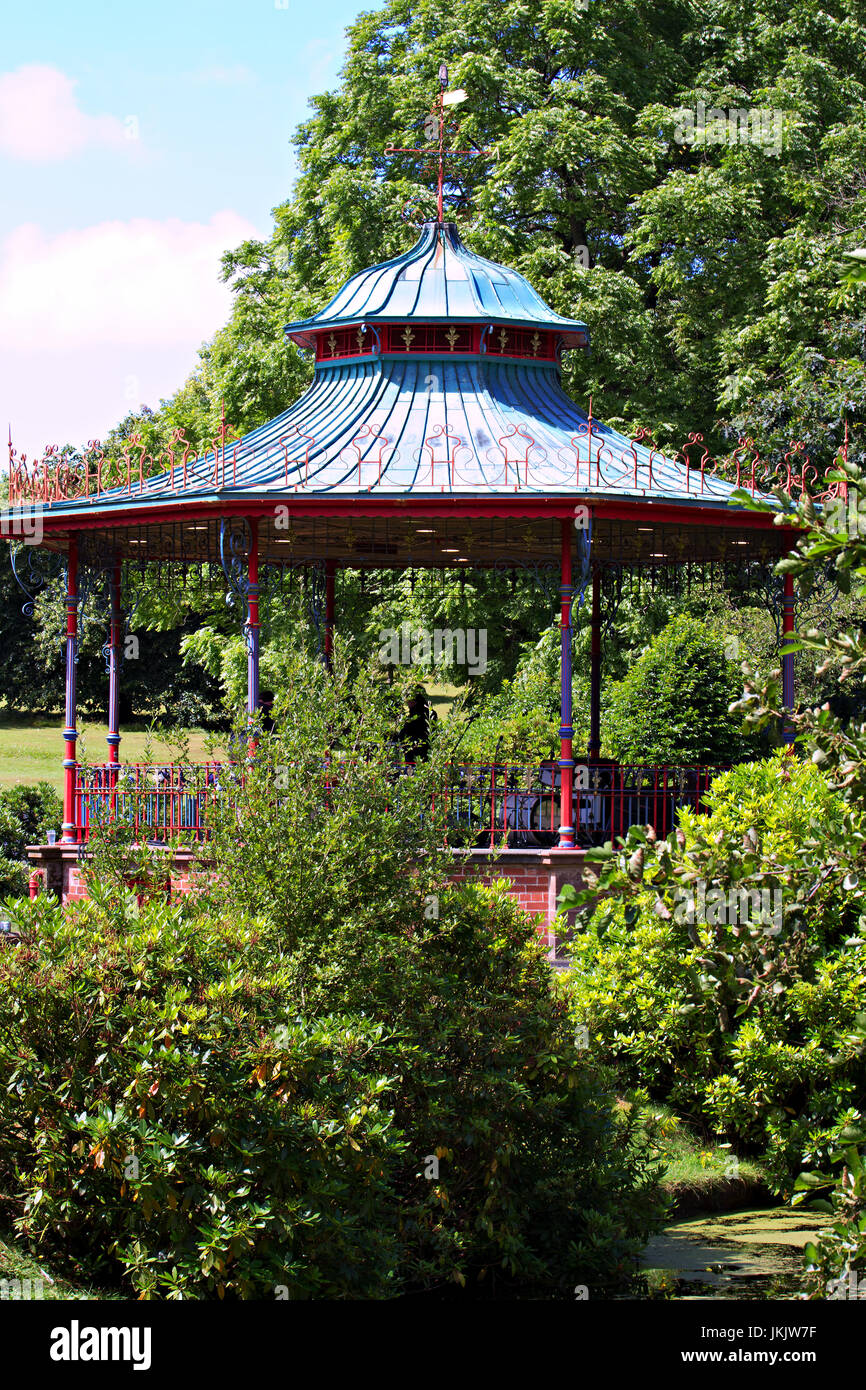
[
  {"left": 782, "top": 573, "right": 796, "bottom": 747},
  {"left": 324, "top": 558, "right": 336, "bottom": 668},
  {"left": 247, "top": 518, "right": 260, "bottom": 754},
  {"left": 587, "top": 565, "right": 601, "bottom": 759},
  {"left": 61, "top": 536, "right": 79, "bottom": 843},
  {"left": 107, "top": 558, "right": 122, "bottom": 767},
  {"left": 558, "top": 520, "right": 575, "bottom": 849}
]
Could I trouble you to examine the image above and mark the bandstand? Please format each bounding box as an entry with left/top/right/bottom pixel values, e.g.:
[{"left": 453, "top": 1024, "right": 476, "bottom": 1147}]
[{"left": 3, "top": 215, "right": 806, "bottom": 940}]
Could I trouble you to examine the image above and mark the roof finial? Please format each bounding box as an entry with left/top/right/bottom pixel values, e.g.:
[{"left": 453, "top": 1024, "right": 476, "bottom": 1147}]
[
  {"left": 384, "top": 69, "right": 491, "bottom": 226},
  {"left": 436, "top": 64, "right": 448, "bottom": 223}
]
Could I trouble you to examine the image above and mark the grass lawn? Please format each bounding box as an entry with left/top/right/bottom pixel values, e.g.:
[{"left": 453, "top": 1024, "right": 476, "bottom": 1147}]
[
  {"left": 426, "top": 681, "right": 461, "bottom": 722},
  {"left": 0, "top": 1225, "right": 119, "bottom": 1301},
  {"left": 0, "top": 688, "right": 465, "bottom": 795},
  {"left": 0, "top": 715, "right": 227, "bottom": 794},
  {"left": 643, "top": 1104, "right": 769, "bottom": 1212}
]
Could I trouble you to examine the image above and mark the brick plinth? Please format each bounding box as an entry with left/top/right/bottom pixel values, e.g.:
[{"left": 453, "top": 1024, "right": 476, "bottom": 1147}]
[
  {"left": 25, "top": 843, "right": 205, "bottom": 905},
  {"left": 450, "top": 848, "right": 586, "bottom": 961},
  {"left": 26, "top": 843, "right": 586, "bottom": 963}
]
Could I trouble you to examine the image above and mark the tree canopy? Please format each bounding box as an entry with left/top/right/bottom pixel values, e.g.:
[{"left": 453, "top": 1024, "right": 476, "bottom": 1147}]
[{"left": 200, "top": 0, "right": 866, "bottom": 469}]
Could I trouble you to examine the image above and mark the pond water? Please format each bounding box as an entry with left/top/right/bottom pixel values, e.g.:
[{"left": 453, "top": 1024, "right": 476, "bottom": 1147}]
[{"left": 641, "top": 1208, "right": 823, "bottom": 1300}]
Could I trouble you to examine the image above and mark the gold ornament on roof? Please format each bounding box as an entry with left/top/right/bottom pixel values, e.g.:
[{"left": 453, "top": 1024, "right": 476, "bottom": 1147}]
[
  {"left": 401, "top": 327, "right": 416, "bottom": 350},
  {"left": 531, "top": 332, "right": 541, "bottom": 356},
  {"left": 356, "top": 327, "right": 366, "bottom": 352},
  {"left": 446, "top": 326, "right": 460, "bottom": 350},
  {"left": 498, "top": 329, "right": 509, "bottom": 352},
  {"left": 327, "top": 333, "right": 338, "bottom": 356}
]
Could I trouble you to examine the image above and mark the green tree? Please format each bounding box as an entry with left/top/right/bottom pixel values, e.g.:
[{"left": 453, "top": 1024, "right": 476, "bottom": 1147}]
[
  {"left": 204, "top": 0, "right": 866, "bottom": 463},
  {"left": 564, "top": 754, "right": 861, "bottom": 1188},
  {"left": 604, "top": 612, "right": 752, "bottom": 764}
]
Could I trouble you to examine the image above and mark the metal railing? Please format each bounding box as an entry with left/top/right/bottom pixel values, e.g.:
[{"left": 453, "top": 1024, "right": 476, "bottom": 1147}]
[
  {"left": 72, "top": 760, "right": 722, "bottom": 847},
  {"left": 6, "top": 409, "right": 841, "bottom": 507},
  {"left": 74, "top": 762, "right": 237, "bottom": 841}
]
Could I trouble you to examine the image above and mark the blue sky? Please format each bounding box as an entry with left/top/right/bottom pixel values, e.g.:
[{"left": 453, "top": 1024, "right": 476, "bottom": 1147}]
[{"left": 1, "top": 0, "right": 370, "bottom": 458}]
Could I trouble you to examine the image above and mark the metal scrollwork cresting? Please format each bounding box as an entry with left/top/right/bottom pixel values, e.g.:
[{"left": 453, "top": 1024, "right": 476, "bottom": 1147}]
[{"left": 491, "top": 558, "right": 559, "bottom": 603}]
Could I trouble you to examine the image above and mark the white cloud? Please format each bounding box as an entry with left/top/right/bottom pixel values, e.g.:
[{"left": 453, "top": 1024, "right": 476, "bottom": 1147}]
[
  {"left": 0, "top": 210, "right": 262, "bottom": 456},
  {"left": 0, "top": 211, "right": 259, "bottom": 349},
  {"left": 0, "top": 65, "right": 133, "bottom": 162}
]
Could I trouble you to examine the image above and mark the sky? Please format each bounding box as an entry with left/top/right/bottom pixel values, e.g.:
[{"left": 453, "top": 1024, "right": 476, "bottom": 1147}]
[{"left": 0, "top": 0, "right": 370, "bottom": 461}]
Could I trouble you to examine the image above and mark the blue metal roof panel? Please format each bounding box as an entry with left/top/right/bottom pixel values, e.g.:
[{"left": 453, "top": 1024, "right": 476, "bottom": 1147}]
[
  {"left": 285, "top": 222, "right": 588, "bottom": 345},
  {"left": 31, "top": 357, "right": 764, "bottom": 514}
]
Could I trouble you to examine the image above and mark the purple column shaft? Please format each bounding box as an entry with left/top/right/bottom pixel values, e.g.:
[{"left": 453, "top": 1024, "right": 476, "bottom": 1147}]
[
  {"left": 62, "top": 537, "right": 79, "bottom": 842},
  {"left": 107, "top": 559, "right": 122, "bottom": 765}
]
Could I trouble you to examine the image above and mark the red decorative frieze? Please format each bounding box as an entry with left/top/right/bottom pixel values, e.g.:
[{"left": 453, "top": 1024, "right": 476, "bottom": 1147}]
[{"left": 486, "top": 326, "right": 559, "bottom": 360}]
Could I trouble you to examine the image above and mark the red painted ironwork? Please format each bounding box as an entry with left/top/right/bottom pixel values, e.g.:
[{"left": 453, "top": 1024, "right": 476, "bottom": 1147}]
[
  {"left": 493, "top": 424, "right": 539, "bottom": 488},
  {"left": 278, "top": 425, "right": 317, "bottom": 485},
  {"left": 383, "top": 66, "right": 492, "bottom": 225},
  {"left": 679, "top": 433, "right": 710, "bottom": 494},
  {"left": 62, "top": 537, "right": 79, "bottom": 844},
  {"left": 422, "top": 423, "right": 465, "bottom": 488},
  {"left": 69, "top": 758, "right": 725, "bottom": 847},
  {"left": 486, "top": 327, "right": 557, "bottom": 361},
  {"left": 340, "top": 424, "right": 392, "bottom": 488},
  {"left": 381, "top": 323, "right": 479, "bottom": 355},
  {"left": 4, "top": 403, "right": 840, "bottom": 512},
  {"left": 316, "top": 325, "right": 376, "bottom": 360},
  {"left": 558, "top": 519, "right": 574, "bottom": 848}
]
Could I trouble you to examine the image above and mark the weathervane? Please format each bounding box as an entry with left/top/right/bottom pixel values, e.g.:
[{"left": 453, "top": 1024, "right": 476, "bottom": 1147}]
[{"left": 384, "top": 63, "right": 492, "bottom": 223}]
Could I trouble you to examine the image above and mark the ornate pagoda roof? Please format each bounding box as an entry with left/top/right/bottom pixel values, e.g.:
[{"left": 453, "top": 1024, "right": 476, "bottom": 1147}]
[
  {"left": 284, "top": 221, "right": 589, "bottom": 350},
  {"left": 5, "top": 218, "right": 794, "bottom": 570}
]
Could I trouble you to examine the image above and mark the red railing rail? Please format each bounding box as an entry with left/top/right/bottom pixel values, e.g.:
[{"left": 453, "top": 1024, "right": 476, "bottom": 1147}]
[{"left": 70, "top": 759, "right": 724, "bottom": 846}]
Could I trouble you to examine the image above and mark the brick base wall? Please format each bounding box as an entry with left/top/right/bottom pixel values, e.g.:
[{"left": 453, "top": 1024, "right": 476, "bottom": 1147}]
[
  {"left": 450, "top": 848, "right": 586, "bottom": 960},
  {"left": 26, "top": 843, "right": 586, "bottom": 962}
]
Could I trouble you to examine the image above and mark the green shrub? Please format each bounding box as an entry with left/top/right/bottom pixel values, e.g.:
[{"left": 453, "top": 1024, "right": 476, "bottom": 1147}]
[
  {"left": 0, "top": 782, "right": 63, "bottom": 856},
  {"left": 0, "top": 655, "right": 665, "bottom": 1299},
  {"left": 0, "top": 782, "right": 62, "bottom": 897},
  {"left": 0, "top": 882, "right": 664, "bottom": 1299},
  {"left": 604, "top": 613, "right": 752, "bottom": 765},
  {"left": 0, "top": 893, "right": 407, "bottom": 1299},
  {"left": 794, "top": 1106, "right": 866, "bottom": 1300},
  {"left": 564, "top": 753, "right": 864, "bottom": 1189}
]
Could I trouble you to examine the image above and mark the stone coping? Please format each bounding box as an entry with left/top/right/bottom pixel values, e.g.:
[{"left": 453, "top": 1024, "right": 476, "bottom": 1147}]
[
  {"left": 28, "top": 842, "right": 587, "bottom": 866},
  {"left": 27, "top": 843, "right": 202, "bottom": 864},
  {"left": 451, "top": 846, "right": 587, "bottom": 865}
]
